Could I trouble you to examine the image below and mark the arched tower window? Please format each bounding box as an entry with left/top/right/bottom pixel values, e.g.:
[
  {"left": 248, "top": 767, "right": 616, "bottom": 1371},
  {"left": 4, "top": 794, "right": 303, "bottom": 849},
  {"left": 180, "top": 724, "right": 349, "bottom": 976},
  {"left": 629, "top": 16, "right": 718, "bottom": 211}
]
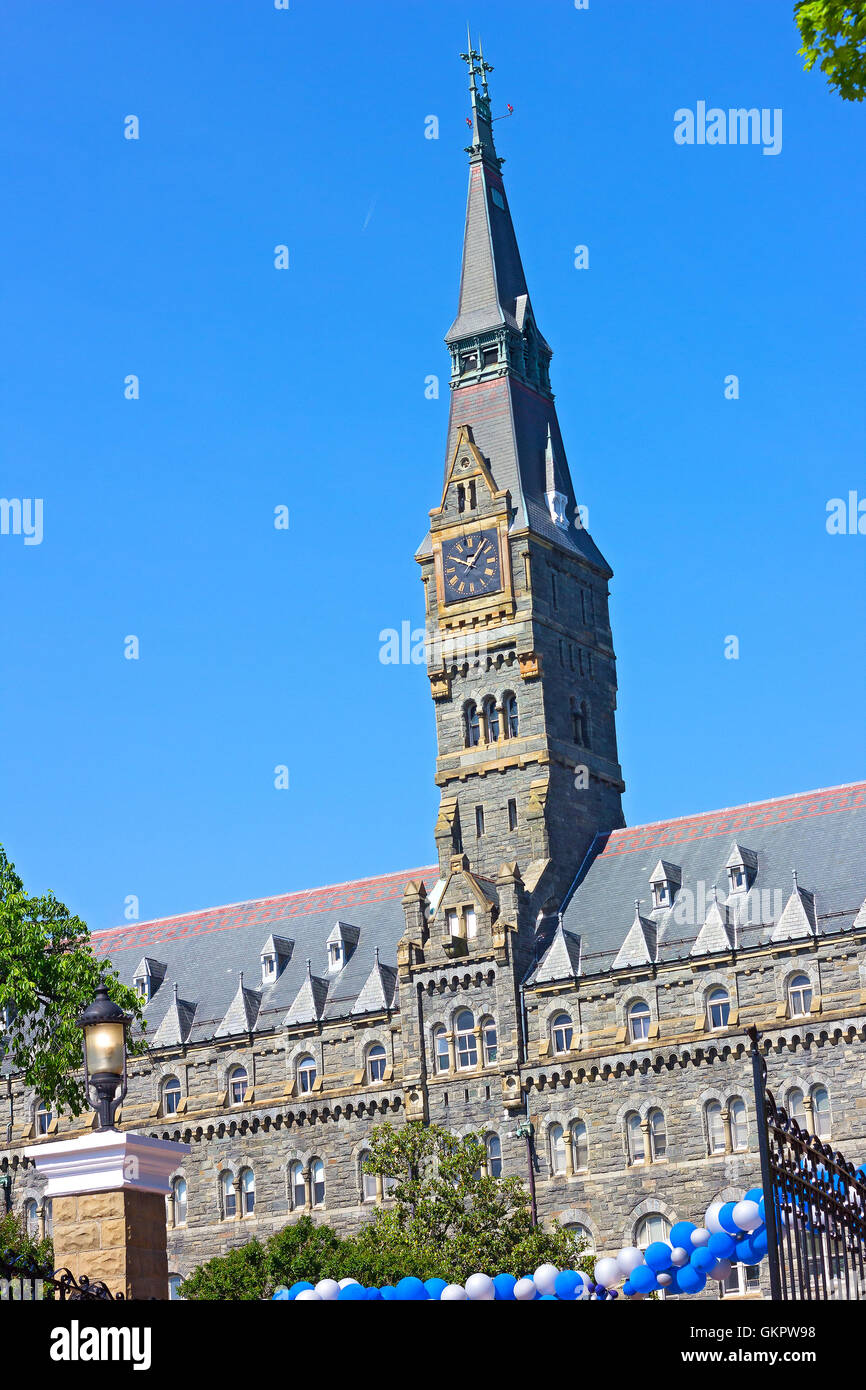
[
  {"left": 297, "top": 1054, "right": 317, "bottom": 1095},
  {"left": 483, "top": 697, "right": 500, "bottom": 742},
  {"left": 485, "top": 1133, "right": 502, "bottom": 1178},
  {"left": 504, "top": 694, "right": 519, "bottom": 738},
  {"left": 228, "top": 1066, "right": 248, "bottom": 1106},
  {"left": 551, "top": 1012, "right": 573, "bottom": 1054},
  {"left": 220, "top": 1171, "right": 236, "bottom": 1219},
  {"left": 367, "top": 1044, "right": 387, "bottom": 1084},
  {"left": 707, "top": 988, "right": 730, "bottom": 1030},
  {"left": 464, "top": 702, "right": 481, "bottom": 748},
  {"left": 289, "top": 1162, "right": 305, "bottom": 1211},
  {"left": 240, "top": 1168, "right": 255, "bottom": 1216},
  {"left": 162, "top": 1076, "right": 181, "bottom": 1117},
  {"left": 627, "top": 1000, "right": 651, "bottom": 1042},
  {"left": 455, "top": 1010, "right": 477, "bottom": 1070}
]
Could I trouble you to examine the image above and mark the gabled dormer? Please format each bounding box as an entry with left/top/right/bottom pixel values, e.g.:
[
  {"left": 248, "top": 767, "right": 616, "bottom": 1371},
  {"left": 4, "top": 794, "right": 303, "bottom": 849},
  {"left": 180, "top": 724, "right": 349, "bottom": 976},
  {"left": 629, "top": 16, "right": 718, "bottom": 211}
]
[
  {"left": 132, "top": 956, "right": 167, "bottom": 1003},
  {"left": 725, "top": 842, "right": 758, "bottom": 894},
  {"left": 152, "top": 983, "right": 197, "bottom": 1048},
  {"left": 771, "top": 872, "right": 817, "bottom": 943},
  {"left": 612, "top": 903, "right": 658, "bottom": 970},
  {"left": 326, "top": 921, "right": 360, "bottom": 974},
  {"left": 432, "top": 854, "right": 496, "bottom": 960},
  {"left": 284, "top": 960, "right": 330, "bottom": 1028},
  {"left": 533, "top": 922, "right": 581, "bottom": 985},
  {"left": 691, "top": 890, "right": 736, "bottom": 957},
  {"left": 350, "top": 948, "right": 398, "bottom": 1018},
  {"left": 260, "top": 934, "right": 293, "bottom": 985},
  {"left": 214, "top": 972, "right": 261, "bottom": 1038},
  {"left": 649, "top": 860, "right": 682, "bottom": 911}
]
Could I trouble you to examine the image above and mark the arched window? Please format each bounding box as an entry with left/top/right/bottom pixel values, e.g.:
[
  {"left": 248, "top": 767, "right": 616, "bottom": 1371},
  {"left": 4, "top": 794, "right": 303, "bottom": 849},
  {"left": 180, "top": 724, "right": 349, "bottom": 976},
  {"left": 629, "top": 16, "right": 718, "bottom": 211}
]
[
  {"left": 568, "top": 1222, "right": 595, "bottom": 1254},
  {"left": 707, "top": 988, "right": 730, "bottom": 1030},
  {"left": 360, "top": 1150, "right": 377, "bottom": 1202},
  {"left": 636, "top": 1213, "right": 671, "bottom": 1249},
  {"left": 571, "top": 698, "right": 590, "bottom": 747},
  {"left": 43, "top": 1198, "right": 52, "bottom": 1237},
  {"left": 455, "top": 1010, "right": 477, "bottom": 1070},
  {"left": 549, "top": 1123, "right": 567, "bottom": 1175},
  {"left": 220, "top": 1170, "right": 236, "bottom": 1219},
  {"left": 812, "top": 1086, "right": 831, "bottom": 1139},
  {"left": 787, "top": 1088, "right": 806, "bottom": 1128},
  {"left": 240, "top": 1168, "right": 255, "bottom": 1216},
  {"left": 483, "top": 697, "right": 500, "bottom": 743},
  {"left": 551, "top": 1012, "right": 573, "bottom": 1054},
  {"left": 367, "top": 1044, "right": 387, "bottom": 1084},
  {"left": 433, "top": 1025, "right": 449, "bottom": 1074},
  {"left": 571, "top": 1120, "right": 588, "bottom": 1171},
  {"left": 730, "top": 1097, "right": 749, "bottom": 1151},
  {"left": 297, "top": 1054, "right": 317, "bottom": 1095},
  {"left": 627, "top": 1000, "right": 651, "bottom": 1042},
  {"left": 788, "top": 974, "right": 812, "bottom": 1017},
  {"left": 168, "top": 1275, "right": 183, "bottom": 1301},
  {"left": 485, "top": 1133, "right": 502, "bottom": 1178},
  {"left": 228, "top": 1066, "right": 248, "bottom": 1106},
  {"left": 504, "top": 694, "right": 519, "bottom": 739},
  {"left": 162, "top": 1076, "right": 181, "bottom": 1116},
  {"left": 289, "top": 1161, "right": 305, "bottom": 1211},
  {"left": 24, "top": 1199, "right": 38, "bottom": 1238},
  {"left": 464, "top": 702, "right": 481, "bottom": 748},
  {"left": 626, "top": 1112, "right": 643, "bottom": 1165},
  {"left": 172, "top": 1177, "right": 188, "bottom": 1227},
  {"left": 311, "top": 1158, "right": 325, "bottom": 1207},
  {"left": 706, "top": 1101, "right": 726, "bottom": 1154},
  {"left": 35, "top": 1100, "right": 51, "bottom": 1135},
  {"left": 482, "top": 1017, "right": 497, "bottom": 1065},
  {"left": 649, "top": 1108, "right": 667, "bottom": 1160}
]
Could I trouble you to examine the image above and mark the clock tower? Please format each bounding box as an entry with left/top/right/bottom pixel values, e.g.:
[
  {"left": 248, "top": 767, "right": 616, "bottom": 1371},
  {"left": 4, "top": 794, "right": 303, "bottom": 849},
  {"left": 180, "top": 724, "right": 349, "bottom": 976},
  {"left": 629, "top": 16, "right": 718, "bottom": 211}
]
[{"left": 416, "top": 40, "right": 625, "bottom": 924}]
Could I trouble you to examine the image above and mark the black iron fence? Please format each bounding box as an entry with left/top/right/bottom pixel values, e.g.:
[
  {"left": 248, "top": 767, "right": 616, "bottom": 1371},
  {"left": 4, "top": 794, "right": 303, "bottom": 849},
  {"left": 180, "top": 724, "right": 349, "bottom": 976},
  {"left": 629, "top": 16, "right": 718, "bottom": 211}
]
[
  {"left": 750, "top": 1025, "right": 866, "bottom": 1300},
  {"left": 0, "top": 1252, "right": 123, "bottom": 1301}
]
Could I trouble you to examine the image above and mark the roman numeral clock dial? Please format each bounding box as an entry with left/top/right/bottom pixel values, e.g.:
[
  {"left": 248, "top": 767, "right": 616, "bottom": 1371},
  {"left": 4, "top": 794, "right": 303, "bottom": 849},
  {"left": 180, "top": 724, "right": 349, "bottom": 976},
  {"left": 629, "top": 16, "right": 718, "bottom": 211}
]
[{"left": 441, "top": 528, "right": 502, "bottom": 603}]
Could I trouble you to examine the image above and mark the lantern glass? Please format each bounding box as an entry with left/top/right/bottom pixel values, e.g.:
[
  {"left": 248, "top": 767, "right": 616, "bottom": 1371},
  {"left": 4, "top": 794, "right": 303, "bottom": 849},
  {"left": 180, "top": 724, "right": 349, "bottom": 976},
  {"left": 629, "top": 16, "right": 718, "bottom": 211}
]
[{"left": 84, "top": 1019, "right": 126, "bottom": 1076}]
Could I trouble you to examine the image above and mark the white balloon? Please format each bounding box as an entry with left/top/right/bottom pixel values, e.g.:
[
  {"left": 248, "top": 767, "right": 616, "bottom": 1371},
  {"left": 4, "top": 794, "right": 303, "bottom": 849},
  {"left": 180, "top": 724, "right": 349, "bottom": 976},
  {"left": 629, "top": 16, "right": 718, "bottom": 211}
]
[
  {"left": 691, "top": 1227, "right": 711, "bottom": 1247},
  {"left": 576, "top": 1272, "right": 593, "bottom": 1300},
  {"left": 314, "top": 1278, "right": 340, "bottom": 1300},
  {"left": 593, "top": 1257, "right": 621, "bottom": 1290},
  {"left": 732, "top": 1199, "right": 762, "bottom": 1232},
  {"left": 711, "top": 1260, "right": 732, "bottom": 1282},
  {"left": 533, "top": 1263, "right": 559, "bottom": 1296},
  {"left": 616, "top": 1246, "right": 645, "bottom": 1276},
  {"left": 705, "top": 1201, "right": 725, "bottom": 1234},
  {"left": 514, "top": 1277, "right": 537, "bottom": 1301},
  {"left": 670, "top": 1246, "right": 690, "bottom": 1267},
  {"left": 338, "top": 1277, "right": 360, "bottom": 1289},
  {"left": 465, "top": 1272, "right": 495, "bottom": 1301},
  {"left": 656, "top": 1272, "right": 672, "bottom": 1287},
  {"left": 441, "top": 1283, "right": 468, "bottom": 1300},
  {"left": 295, "top": 1289, "right": 322, "bottom": 1300}
]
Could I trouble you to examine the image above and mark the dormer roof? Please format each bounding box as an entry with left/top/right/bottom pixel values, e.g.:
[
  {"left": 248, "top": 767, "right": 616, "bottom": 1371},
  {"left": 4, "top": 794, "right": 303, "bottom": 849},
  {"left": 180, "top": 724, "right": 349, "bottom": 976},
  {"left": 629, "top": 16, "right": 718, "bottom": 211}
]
[
  {"left": 214, "top": 973, "right": 262, "bottom": 1037},
  {"left": 690, "top": 893, "right": 736, "bottom": 956},
  {"left": 284, "top": 961, "right": 330, "bottom": 1027},
  {"left": 151, "top": 984, "right": 197, "bottom": 1048},
  {"left": 261, "top": 934, "right": 293, "bottom": 959},
  {"left": 771, "top": 875, "right": 817, "bottom": 942},
  {"left": 612, "top": 905, "right": 658, "bottom": 969},
  {"left": 650, "top": 859, "right": 682, "bottom": 887},
  {"left": 533, "top": 923, "right": 582, "bottom": 984},
  {"left": 725, "top": 842, "right": 759, "bottom": 873},
  {"left": 350, "top": 949, "right": 398, "bottom": 1017}
]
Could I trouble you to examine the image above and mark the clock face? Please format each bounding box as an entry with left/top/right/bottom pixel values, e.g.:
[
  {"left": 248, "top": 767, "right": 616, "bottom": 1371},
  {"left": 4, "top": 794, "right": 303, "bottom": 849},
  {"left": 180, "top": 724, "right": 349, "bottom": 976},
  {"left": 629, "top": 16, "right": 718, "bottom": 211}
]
[{"left": 441, "top": 528, "right": 502, "bottom": 603}]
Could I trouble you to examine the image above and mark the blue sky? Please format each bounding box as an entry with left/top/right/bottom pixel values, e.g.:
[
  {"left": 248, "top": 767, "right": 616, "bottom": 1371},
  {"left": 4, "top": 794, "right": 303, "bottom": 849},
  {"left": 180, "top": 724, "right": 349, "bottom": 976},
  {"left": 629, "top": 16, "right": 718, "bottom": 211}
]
[{"left": 2, "top": 0, "right": 864, "bottom": 931}]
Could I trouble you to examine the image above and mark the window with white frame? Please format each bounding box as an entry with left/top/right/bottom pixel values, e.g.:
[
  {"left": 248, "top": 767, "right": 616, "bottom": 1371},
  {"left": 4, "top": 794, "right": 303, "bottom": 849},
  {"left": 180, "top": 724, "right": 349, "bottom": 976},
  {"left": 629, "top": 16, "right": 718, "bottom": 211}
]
[
  {"left": 567, "top": 1222, "right": 595, "bottom": 1254},
  {"left": 551, "top": 1012, "right": 573, "bottom": 1054},
  {"left": 162, "top": 1076, "right": 181, "bottom": 1116},
  {"left": 549, "top": 1123, "right": 567, "bottom": 1175},
  {"left": 433, "top": 1025, "right": 449, "bottom": 1073},
  {"left": 627, "top": 1000, "right": 651, "bottom": 1042},
  {"left": 289, "top": 1161, "right": 305, "bottom": 1210},
  {"left": 228, "top": 1066, "right": 248, "bottom": 1106},
  {"left": 297, "top": 1054, "right": 317, "bottom": 1095},
  {"left": 24, "top": 1199, "right": 38, "bottom": 1238},
  {"left": 445, "top": 909, "right": 459, "bottom": 936},
  {"left": 649, "top": 1108, "right": 667, "bottom": 1160},
  {"left": 787, "top": 1087, "right": 806, "bottom": 1128},
  {"left": 485, "top": 1133, "right": 502, "bottom": 1178},
  {"left": 35, "top": 1100, "right": 51, "bottom": 1135},
  {"left": 465, "top": 907, "right": 477, "bottom": 939},
  {"left": 723, "top": 1263, "right": 761, "bottom": 1297},
  {"left": 482, "top": 1017, "right": 497, "bottom": 1064},
  {"left": 172, "top": 1177, "right": 187, "bottom": 1227},
  {"left": 311, "top": 1158, "right": 325, "bottom": 1207},
  {"left": 220, "top": 1171, "right": 236, "bottom": 1219},
  {"left": 707, "top": 988, "right": 730, "bottom": 1030},
  {"left": 367, "top": 1044, "right": 387, "bottom": 1084},
  {"left": 571, "top": 1120, "right": 588, "bottom": 1171},
  {"left": 626, "top": 1111, "right": 643, "bottom": 1165},
  {"left": 788, "top": 974, "right": 812, "bottom": 1018},
  {"left": 706, "top": 1101, "right": 726, "bottom": 1154},
  {"left": 240, "top": 1168, "right": 255, "bottom": 1216},
  {"left": 360, "top": 1151, "right": 377, "bottom": 1202},
  {"left": 812, "top": 1086, "right": 831, "bottom": 1139},
  {"left": 168, "top": 1275, "right": 183, "bottom": 1300},
  {"left": 635, "top": 1213, "right": 670, "bottom": 1248},
  {"left": 730, "top": 1097, "right": 749, "bottom": 1151},
  {"left": 455, "top": 1010, "right": 477, "bottom": 1069}
]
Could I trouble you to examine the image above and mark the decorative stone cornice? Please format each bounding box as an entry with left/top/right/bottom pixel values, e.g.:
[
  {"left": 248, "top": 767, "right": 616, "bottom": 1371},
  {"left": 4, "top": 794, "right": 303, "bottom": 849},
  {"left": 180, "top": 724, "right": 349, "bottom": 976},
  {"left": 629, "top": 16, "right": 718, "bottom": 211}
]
[{"left": 25, "top": 1128, "right": 189, "bottom": 1198}]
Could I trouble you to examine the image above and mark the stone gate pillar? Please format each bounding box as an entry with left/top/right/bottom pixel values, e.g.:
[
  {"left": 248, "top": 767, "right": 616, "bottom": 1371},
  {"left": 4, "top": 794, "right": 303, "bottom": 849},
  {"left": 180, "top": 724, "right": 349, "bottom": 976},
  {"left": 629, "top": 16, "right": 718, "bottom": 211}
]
[{"left": 25, "top": 1129, "right": 189, "bottom": 1300}]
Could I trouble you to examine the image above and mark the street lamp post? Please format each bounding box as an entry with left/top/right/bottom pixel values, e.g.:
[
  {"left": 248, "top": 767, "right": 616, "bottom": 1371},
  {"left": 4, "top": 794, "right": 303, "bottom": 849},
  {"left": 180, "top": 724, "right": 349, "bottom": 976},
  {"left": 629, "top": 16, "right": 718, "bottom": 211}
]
[
  {"left": 513, "top": 1119, "right": 537, "bottom": 1226},
  {"left": 76, "top": 984, "right": 131, "bottom": 1131}
]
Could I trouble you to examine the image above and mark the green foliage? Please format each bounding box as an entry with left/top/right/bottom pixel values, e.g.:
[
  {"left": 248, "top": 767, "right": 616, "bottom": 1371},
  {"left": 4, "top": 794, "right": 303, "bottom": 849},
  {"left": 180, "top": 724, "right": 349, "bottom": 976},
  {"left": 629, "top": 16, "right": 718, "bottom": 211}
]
[
  {"left": 0, "top": 845, "right": 144, "bottom": 1115},
  {"left": 0, "top": 1210, "right": 54, "bottom": 1271},
  {"left": 795, "top": 1, "right": 866, "bottom": 100},
  {"left": 179, "top": 1124, "right": 592, "bottom": 1299}
]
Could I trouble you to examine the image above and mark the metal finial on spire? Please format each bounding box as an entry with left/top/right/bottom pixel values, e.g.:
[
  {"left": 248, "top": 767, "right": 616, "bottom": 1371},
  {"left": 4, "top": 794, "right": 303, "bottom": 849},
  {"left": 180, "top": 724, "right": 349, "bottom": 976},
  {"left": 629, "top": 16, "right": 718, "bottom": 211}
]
[
  {"left": 634, "top": 898, "right": 641, "bottom": 915},
  {"left": 792, "top": 868, "right": 799, "bottom": 889},
  {"left": 239, "top": 970, "right": 244, "bottom": 988},
  {"left": 173, "top": 982, "right": 178, "bottom": 1000},
  {"left": 477, "top": 34, "right": 493, "bottom": 97},
  {"left": 306, "top": 957, "right": 312, "bottom": 977}
]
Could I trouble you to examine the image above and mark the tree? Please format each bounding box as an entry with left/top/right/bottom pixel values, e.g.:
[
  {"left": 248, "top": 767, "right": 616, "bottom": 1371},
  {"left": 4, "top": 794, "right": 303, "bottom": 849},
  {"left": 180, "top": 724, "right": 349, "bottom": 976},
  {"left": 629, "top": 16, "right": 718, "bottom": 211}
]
[
  {"left": 178, "top": 1218, "right": 345, "bottom": 1300},
  {"left": 0, "top": 1210, "right": 53, "bottom": 1272},
  {"left": 0, "top": 846, "right": 143, "bottom": 1115},
  {"left": 795, "top": 2, "right": 866, "bottom": 101}
]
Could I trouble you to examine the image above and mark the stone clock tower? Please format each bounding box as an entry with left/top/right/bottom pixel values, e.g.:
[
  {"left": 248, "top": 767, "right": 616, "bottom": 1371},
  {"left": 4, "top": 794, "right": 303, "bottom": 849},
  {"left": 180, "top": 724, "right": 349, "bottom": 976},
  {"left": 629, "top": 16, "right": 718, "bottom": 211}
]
[{"left": 416, "top": 42, "right": 625, "bottom": 927}]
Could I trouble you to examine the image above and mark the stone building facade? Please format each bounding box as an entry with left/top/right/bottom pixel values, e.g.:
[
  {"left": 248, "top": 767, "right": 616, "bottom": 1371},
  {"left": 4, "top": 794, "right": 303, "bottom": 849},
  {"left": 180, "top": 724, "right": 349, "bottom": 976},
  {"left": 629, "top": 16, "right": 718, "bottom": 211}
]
[{"left": 3, "top": 49, "right": 865, "bottom": 1297}]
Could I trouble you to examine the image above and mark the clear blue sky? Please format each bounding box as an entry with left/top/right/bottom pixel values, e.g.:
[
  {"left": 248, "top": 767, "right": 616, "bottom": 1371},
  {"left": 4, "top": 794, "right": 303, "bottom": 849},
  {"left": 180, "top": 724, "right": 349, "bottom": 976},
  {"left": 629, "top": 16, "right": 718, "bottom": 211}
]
[{"left": 2, "top": 0, "right": 864, "bottom": 931}]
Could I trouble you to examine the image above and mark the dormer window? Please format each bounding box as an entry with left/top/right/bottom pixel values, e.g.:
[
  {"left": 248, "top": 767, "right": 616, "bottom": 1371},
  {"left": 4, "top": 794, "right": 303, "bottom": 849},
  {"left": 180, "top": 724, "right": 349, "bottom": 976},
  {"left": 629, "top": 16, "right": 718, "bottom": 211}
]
[
  {"left": 260, "top": 935, "right": 292, "bottom": 985},
  {"left": 131, "top": 956, "right": 166, "bottom": 1003},
  {"left": 134, "top": 976, "right": 149, "bottom": 1001},
  {"left": 328, "top": 942, "right": 344, "bottom": 971},
  {"left": 725, "top": 843, "right": 757, "bottom": 894},
  {"left": 460, "top": 351, "right": 478, "bottom": 373},
  {"left": 445, "top": 909, "right": 459, "bottom": 936},
  {"left": 262, "top": 955, "right": 276, "bottom": 980},
  {"left": 326, "top": 921, "right": 359, "bottom": 973},
  {"left": 649, "top": 860, "right": 681, "bottom": 911},
  {"left": 729, "top": 866, "right": 746, "bottom": 891},
  {"left": 652, "top": 881, "right": 670, "bottom": 908}
]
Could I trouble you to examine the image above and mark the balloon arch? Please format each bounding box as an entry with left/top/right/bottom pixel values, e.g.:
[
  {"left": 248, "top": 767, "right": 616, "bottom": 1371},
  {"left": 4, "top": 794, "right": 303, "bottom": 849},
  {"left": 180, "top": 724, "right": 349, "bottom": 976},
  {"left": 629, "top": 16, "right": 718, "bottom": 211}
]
[{"left": 273, "top": 1190, "right": 769, "bottom": 1300}]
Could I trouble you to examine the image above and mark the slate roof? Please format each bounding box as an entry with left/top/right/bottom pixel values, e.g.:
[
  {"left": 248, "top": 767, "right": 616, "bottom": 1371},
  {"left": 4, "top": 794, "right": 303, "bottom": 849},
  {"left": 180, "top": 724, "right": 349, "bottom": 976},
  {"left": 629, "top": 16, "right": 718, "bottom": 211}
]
[
  {"left": 556, "top": 781, "right": 866, "bottom": 979},
  {"left": 91, "top": 866, "right": 436, "bottom": 1047}
]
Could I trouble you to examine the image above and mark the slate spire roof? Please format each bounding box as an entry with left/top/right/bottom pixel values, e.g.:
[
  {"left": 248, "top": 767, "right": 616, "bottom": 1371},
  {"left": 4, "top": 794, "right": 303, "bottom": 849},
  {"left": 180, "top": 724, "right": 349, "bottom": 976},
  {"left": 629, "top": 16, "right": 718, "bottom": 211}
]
[
  {"left": 770, "top": 872, "right": 817, "bottom": 942},
  {"left": 351, "top": 947, "right": 398, "bottom": 1017},
  {"left": 612, "top": 903, "right": 658, "bottom": 969},
  {"left": 214, "top": 972, "right": 262, "bottom": 1038},
  {"left": 151, "top": 983, "right": 197, "bottom": 1048},
  {"left": 691, "top": 889, "right": 736, "bottom": 956},
  {"left": 284, "top": 960, "right": 330, "bottom": 1027},
  {"left": 532, "top": 922, "right": 582, "bottom": 984}
]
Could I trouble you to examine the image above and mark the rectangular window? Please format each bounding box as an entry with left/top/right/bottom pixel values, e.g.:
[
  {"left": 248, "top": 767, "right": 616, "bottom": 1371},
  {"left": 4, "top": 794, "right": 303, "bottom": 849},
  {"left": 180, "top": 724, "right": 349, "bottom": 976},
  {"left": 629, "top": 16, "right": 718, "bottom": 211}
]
[
  {"left": 482, "top": 347, "right": 497, "bottom": 366},
  {"left": 508, "top": 798, "right": 517, "bottom": 830},
  {"left": 465, "top": 907, "right": 477, "bottom": 939},
  {"left": 551, "top": 572, "right": 558, "bottom": 608},
  {"left": 445, "top": 908, "right": 459, "bottom": 936},
  {"left": 475, "top": 805, "right": 484, "bottom": 837}
]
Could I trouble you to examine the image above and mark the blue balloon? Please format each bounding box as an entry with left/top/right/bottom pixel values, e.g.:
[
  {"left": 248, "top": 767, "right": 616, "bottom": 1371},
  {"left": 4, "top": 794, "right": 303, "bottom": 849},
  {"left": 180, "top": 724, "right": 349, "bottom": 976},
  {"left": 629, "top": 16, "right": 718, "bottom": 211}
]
[
  {"left": 622, "top": 1281, "right": 634, "bottom": 1297},
  {"left": 554, "top": 1270, "right": 581, "bottom": 1300},
  {"left": 272, "top": 1286, "right": 290, "bottom": 1300},
  {"left": 630, "top": 1265, "right": 659, "bottom": 1294},
  {"left": 691, "top": 1247, "right": 718, "bottom": 1275},
  {"left": 380, "top": 1286, "right": 397, "bottom": 1300},
  {"left": 492, "top": 1273, "right": 517, "bottom": 1300},
  {"left": 424, "top": 1278, "right": 448, "bottom": 1300},
  {"left": 745, "top": 1187, "right": 764, "bottom": 1203},
  {"left": 751, "top": 1228, "right": 768, "bottom": 1260},
  {"left": 719, "top": 1201, "right": 740, "bottom": 1234},
  {"left": 670, "top": 1221, "right": 696, "bottom": 1249},
  {"left": 644, "top": 1241, "right": 673, "bottom": 1272},
  {"left": 540, "top": 1294, "right": 558, "bottom": 1300},
  {"left": 339, "top": 1283, "right": 367, "bottom": 1300},
  {"left": 665, "top": 1269, "right": 682, "bottom": 1295},
  {"left": 678, "top": 1265, "right": 707, "bottom": 1295},
  {"left": 287, "top": 1280, "right": 314, "bottom": 1300},
  {"left": 735, "top": 1234, "right": 756, "bottom": 1264},
  {"left": 366, "top": 1287, "right": 382, "bottom": 1300},
  {"left": 395, "top": 1276, "right": 428, "bottom": 1301},
  {"left": 707, "top": 1231, "right": 736, "bottom": 1261}
]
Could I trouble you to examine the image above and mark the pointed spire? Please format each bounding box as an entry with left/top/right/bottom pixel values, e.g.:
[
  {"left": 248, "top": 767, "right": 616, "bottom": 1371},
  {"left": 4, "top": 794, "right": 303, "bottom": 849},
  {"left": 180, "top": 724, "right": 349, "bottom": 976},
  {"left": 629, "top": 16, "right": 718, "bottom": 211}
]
[
  {"left": 284, "top": 963, "right": 329, "bottom": 1028},
  {"left": 215, "top": 974, "right": 261, "bottom": 1038},
  {"left": 691, "top": 894, "right": 735, "bottom": 957},
  {"left": 152, "top": 983, "right": 196, "bottom": 1048},
  {"left": 351, "top": 952, "right": 398, "bottom": 1017},
  {"left": 461, "top": 28, "right": 499, "bottom": 166},
  {"left": 613, "top": 904, "right": 657, "bottom": 969},
  {"left": 771, "top": 875, "right": 817, "bottom": 942},
  {"left": 532, "top": 922, "right": 582, "bottom": 984}
]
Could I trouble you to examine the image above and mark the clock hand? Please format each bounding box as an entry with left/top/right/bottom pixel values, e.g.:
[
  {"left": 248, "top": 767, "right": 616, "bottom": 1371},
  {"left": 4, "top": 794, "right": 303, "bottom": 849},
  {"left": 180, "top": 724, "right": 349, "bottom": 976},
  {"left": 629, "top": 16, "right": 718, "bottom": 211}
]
[{"left": 464, "top": 541, "right": 488, "bottom": 568}]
